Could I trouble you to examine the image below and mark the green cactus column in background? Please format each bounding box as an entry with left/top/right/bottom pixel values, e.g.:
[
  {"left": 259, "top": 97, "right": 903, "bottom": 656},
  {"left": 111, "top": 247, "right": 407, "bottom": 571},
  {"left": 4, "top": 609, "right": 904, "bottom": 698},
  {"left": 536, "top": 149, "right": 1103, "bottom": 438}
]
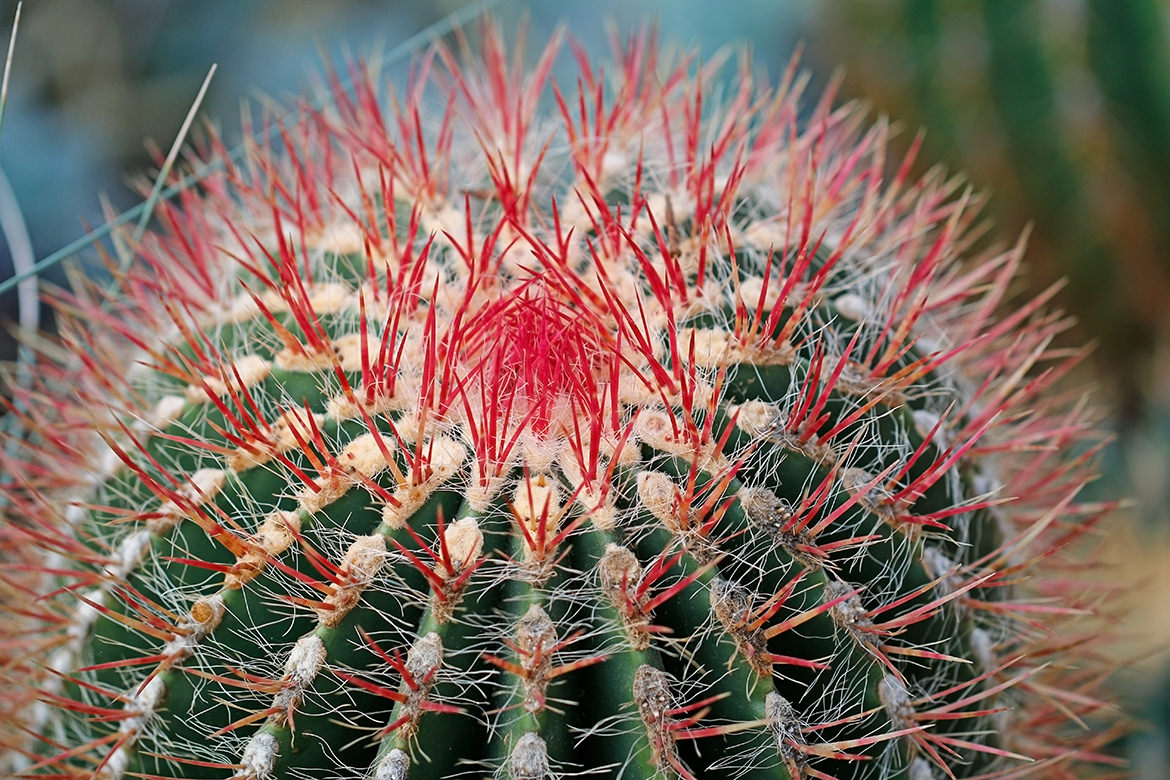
[
  {"left": 0, "top": 22, "right": 1123, "bottom": 780},
  {"left": 816, "top": 0, "right": 1170, "bottom": 423}
]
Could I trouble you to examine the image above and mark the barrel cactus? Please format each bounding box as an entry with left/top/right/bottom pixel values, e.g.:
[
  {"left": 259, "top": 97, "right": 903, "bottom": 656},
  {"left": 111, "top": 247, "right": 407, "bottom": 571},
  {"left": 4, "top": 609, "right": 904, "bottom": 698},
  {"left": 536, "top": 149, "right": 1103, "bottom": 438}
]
[{"left": 0, "top": 23, "right": 1122, "bottom": 780}]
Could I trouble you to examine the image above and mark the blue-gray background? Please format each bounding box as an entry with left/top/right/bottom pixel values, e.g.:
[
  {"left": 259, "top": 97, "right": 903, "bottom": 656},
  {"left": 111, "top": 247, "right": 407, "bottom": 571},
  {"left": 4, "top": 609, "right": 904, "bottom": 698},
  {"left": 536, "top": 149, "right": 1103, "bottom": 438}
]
[{"left": 0, "top": 0, "right": 814, "bottom": 323}]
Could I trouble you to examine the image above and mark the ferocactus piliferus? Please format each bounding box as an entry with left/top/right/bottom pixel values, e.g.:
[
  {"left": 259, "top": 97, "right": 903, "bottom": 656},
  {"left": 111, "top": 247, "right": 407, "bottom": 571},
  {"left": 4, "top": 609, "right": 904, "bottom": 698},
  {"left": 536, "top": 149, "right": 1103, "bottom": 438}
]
[{"left": 0, "top": 22, "right": 1122, "bottom": 780}]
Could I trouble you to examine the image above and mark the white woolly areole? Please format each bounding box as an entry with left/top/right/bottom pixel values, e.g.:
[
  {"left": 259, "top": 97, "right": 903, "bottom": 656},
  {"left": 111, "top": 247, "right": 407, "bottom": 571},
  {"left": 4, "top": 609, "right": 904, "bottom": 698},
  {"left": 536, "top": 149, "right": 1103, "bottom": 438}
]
[
  {"left": 878, "top": 674, "right": 914, "bottom": 729},
  {"left": 833, "top": 292, "right": 870, "bottom": 322},
  {"left": 512, "top": 474, "right": 563, "bottom": 555},
  {"left": 179, "top": 468, "right": 227, "bottom": 506},
  {"left": 218, "top": 293, "right": 262, "bottom": 325},
  {"left": 732, "top": 400, "right": 781, "bottom": 438},
  {"left": 269, "top": 635, "right": 328, "bottom": 725},
  {"left": 636, "top": 470, "right": 677, "bottom": 529},
  {"left": 442, "top": 516, "right": 484, "bottom": 571},
  {"left": 285, "top": 634, "right": 328, "bottom": 681},
  {"left": 235, "top": 732, "right": 279, "bottom": 780},
  {"left": 330, "top": 332, "right": 377, "bottom": 372},
  {"left": 107, "top": 529, "right": 152, "bottom": 580},
  {"left": 124, "top": 674, "right": 166, "bottom": 729},
  {"left": 908, "top": 758, "right": 937, "bottom": 780},
  {"left": 317, "top": 534, "right": 386, "bottom": 628},
  {"left": 406, "top": 632, "right": 444, "bottom": 682},
  {"left": 101, "top": 675, "right": 168, "bottom": 780},
  {"left": 186, "top": 354, "right": 270, "bottom": 401},
  {"left": 912, "top": 408, "right": 954, "bottom": 449},
  {"left": 510, "top": 731, "right": 551, "bottom": 779},
  {"left": 424, "top": 435, "right": 466, "bottom": 482},
  {"left": 68, "top": 589, "right": 102, "bottom": 642},
  {"left": 971, "top": 626, "right": 996, "bottom": 674},
  {"left": 150, "top": 394, "right": 187, "bottom": 428},
  {"left": 161, "top": 594, "right": 224, "bottom": 663},
  {"left": 340, "top": 432, "right": 396, "bottom": 478},
  {"left": 374, "top": 749, "right": 410, "bottom": 780}
]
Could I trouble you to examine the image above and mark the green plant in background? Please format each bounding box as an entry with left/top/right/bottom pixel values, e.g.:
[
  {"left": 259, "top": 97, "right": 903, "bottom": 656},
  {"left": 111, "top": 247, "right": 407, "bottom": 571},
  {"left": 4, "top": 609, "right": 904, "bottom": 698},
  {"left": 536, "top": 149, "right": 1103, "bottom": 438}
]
[
  {"left": 0, "top": 22, "right": 1124, "bottom": 780},
  {"left": 817, "top": 0, "right": 1170, "bottom": 424}
]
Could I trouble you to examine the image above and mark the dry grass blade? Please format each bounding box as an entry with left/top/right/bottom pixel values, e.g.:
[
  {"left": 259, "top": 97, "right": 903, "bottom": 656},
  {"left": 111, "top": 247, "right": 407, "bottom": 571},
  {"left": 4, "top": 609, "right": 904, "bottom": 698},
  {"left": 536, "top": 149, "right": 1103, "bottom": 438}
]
[
  {"left": 127, "top": 63, "right": 218, "bottom": 259},
  {"left": 0, "top": 1, "right": 21, "bottom": 139}
]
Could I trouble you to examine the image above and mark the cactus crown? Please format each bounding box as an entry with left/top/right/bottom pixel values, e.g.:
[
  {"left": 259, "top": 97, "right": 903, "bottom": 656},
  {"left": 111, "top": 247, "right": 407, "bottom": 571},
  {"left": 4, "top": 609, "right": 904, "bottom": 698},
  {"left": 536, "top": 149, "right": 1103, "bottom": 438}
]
[{"left": 0, "top": 22, "right": 1120, "bottom": 780}]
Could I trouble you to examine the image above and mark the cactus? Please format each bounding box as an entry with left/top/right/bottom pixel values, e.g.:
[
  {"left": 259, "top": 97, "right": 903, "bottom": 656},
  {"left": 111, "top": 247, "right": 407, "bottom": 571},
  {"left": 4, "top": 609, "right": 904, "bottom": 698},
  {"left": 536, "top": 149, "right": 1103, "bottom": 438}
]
[{"left": 0, "top": 23, "right": 1123, "bottom": 780}]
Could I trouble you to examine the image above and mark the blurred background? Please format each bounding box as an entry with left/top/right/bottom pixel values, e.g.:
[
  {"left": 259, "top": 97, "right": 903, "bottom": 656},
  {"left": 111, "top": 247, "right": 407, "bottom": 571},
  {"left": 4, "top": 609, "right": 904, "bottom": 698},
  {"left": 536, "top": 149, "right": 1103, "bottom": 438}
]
[{"left": 0, "top": 0, "right": 1167, "bottom": 775}]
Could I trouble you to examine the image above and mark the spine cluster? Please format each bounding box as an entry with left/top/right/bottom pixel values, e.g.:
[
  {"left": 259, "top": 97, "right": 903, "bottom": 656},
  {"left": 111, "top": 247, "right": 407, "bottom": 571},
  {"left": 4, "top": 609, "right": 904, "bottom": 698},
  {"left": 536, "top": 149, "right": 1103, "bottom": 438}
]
[{"left": 0, "top": 23, "right": 1121, "bottom": 780}]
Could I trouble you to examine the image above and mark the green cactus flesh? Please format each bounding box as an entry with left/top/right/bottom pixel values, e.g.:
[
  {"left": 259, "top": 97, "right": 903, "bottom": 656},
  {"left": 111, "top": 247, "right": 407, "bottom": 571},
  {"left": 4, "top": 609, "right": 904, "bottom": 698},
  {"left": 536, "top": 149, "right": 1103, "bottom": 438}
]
[{"left": 0, "top": 26, "right": 1120, "bottom": 780}]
